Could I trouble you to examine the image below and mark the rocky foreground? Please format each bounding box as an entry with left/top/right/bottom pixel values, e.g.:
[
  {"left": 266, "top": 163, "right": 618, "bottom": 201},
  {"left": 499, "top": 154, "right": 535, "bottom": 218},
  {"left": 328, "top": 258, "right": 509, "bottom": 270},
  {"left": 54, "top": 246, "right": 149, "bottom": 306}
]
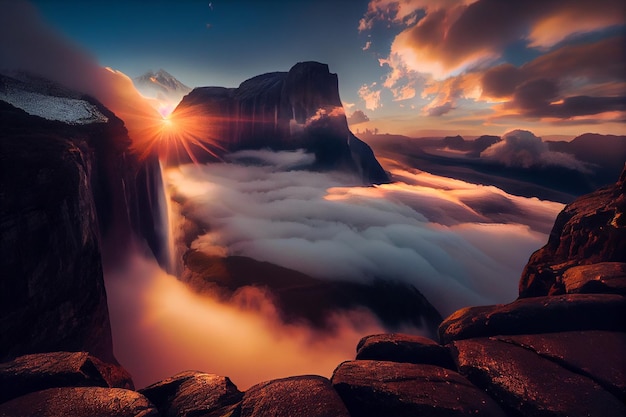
[{"left": 1, "top": 168, "right": 625, "bottom": 416}]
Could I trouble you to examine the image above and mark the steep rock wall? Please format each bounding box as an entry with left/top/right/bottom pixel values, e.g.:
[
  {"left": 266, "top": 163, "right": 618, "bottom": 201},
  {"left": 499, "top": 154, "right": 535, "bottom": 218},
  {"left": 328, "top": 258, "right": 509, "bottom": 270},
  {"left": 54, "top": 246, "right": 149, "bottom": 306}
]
[{"left": 173, "top": 62, "right": 389, "bottom": 184}]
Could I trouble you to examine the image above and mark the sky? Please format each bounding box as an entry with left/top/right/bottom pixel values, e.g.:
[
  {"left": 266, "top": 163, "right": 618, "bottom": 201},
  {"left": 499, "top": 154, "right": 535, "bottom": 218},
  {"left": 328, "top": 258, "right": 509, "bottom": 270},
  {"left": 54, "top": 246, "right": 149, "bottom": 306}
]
[{"left": 21, "top": 0, "right": 626, "bottom": 137}]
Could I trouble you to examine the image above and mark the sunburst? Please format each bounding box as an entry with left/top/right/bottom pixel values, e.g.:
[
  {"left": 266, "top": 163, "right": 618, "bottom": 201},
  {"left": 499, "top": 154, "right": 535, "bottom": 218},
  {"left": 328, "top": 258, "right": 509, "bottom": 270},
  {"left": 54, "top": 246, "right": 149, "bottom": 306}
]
[{"left": 132, "top": 105, "right": 226, "bottom": 166}]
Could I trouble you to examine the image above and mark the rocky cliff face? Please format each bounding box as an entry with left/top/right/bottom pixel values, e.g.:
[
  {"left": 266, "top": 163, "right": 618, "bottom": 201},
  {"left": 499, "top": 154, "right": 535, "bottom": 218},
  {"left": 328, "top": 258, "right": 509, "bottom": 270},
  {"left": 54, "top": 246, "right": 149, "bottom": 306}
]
[
  {"left": 0, "top": 73, "right": 166, "bottom": 362},
  {"left": 173, "top": 62, "right": 389, "bottom": 184},
  {"left": 519, "top": 165, "right": 626, "bottom": 297}
]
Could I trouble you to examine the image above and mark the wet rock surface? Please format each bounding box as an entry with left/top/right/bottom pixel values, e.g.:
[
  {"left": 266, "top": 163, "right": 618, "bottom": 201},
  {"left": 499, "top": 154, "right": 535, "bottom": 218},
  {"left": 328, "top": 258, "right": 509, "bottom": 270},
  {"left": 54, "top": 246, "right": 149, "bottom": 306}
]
[
  {"left": 560, "top": 262, "right": 626, "bottom": 295},
  {"left": 356, "top": 333, "right": 455, "bottom": 369},
  {"left": 438, "top": 293, "right": 626, "bottom": 344},
  {"left": 0, "top": 387, "right": 158, "bottom": 417},
  {"left": 139, "top": 371, "right": 242, "bottom": 417},
  {"left": 239, "top": 375, "right": 350, "bottom": 417},
  {"left": 0, "top": 351, "right": 133, "bottom": 404},
  {"left": 452, "top": 337, "right": 626, "bottom": 417},
  {"left": 332, "top": 360, "right": 506, "bottom": 417},
  {"left": 495, "top": 331, "right": 626, "bottom": 399}
]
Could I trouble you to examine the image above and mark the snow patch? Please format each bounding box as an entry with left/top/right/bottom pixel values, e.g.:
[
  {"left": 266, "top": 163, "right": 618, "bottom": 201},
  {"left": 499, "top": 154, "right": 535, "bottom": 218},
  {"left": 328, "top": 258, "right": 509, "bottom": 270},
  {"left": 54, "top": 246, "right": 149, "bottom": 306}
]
[{"left": 0, "top": 88, "right": 108, "bottom": 124}]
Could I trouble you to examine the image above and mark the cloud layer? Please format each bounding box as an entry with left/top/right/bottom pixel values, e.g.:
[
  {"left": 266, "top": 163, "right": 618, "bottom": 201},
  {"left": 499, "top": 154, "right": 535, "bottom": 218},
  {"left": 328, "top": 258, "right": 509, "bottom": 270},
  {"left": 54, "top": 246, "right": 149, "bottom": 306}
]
[{"left": 166, "top": 150, "right": 562, "bottom": 316}]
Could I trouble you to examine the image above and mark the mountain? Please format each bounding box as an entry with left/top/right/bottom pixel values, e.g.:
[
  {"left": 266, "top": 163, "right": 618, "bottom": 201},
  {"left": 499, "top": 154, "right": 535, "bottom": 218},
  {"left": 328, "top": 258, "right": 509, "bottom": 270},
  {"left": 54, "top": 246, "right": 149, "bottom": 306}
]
[
  {"left": 133, "top": 69, "right": 191, "bottom": 102},
  {"left": 172, "top": 62, "right": 389, "bottom": 184},
  {"left": 364, "top": 131, "right": 623, "bottom": 203},
  {"left": 547, "top": 133, "right": 626, "bottom": 188}
]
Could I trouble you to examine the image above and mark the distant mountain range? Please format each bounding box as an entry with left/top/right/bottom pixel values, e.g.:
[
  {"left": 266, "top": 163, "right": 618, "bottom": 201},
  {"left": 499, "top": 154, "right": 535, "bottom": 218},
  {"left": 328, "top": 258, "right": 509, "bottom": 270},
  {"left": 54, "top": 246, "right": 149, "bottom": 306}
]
[
  {"left": 364, "top": 132, "right": 626, "bottom": 203},
  {"left": 133, "top": 69, "right": 191, "bottom": 102}
]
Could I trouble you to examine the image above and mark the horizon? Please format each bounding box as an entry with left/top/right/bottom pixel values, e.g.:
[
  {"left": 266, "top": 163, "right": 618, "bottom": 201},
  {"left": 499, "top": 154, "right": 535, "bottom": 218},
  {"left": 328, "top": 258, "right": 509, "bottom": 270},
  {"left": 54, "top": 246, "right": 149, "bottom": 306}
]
[{"left": 9, "top": 0, "right": 624, "bottom": 139}]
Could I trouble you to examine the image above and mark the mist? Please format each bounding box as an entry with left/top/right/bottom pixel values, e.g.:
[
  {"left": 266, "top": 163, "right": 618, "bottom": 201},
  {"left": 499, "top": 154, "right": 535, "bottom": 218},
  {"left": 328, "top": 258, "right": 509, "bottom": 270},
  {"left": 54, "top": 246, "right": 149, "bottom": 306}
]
[{"left": 105, "top": 254, "right": 388, "bottom": 389}]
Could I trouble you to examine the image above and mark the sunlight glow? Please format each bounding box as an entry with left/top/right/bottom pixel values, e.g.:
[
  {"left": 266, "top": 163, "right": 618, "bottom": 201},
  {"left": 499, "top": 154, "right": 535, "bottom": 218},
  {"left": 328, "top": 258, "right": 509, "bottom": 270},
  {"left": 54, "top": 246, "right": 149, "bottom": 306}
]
[{"left": 132, "top": 106, "right": 226, "bottom": 166}]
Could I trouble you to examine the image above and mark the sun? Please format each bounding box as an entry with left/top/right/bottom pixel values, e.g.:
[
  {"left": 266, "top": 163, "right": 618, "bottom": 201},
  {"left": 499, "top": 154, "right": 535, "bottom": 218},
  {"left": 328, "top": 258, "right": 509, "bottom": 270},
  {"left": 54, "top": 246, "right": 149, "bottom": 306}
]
[{"left": 131, "top": 106, "right": 225, "bottom": 166}]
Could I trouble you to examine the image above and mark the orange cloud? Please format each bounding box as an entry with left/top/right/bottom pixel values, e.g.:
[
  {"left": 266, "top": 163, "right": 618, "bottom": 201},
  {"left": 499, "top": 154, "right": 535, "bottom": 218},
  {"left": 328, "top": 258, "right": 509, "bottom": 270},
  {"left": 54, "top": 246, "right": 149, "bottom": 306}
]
[
  {"left": 358, "top": 82, "right": 382, "bottom": 110},
  {"left": 528, "top": 0, "right": 625, "bottom": 48},
  {"left": 360, "top": 0, "right": 625, "bottom": 128}
]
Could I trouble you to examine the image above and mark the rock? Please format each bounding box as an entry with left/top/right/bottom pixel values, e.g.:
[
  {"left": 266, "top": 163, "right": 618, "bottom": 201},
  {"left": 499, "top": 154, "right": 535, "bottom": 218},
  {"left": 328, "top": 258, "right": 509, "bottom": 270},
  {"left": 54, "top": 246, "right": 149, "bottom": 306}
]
[
  {"left": 331, "top": 360, "right": 506, "bottom": 417},
  {"left": 561, "top": 262, "right": 626, "bottom": 295},
  {"left": 452, "top": 337, "right": 626, "bottom": 417},
  {"left": 355, "top": 333, "right": 455, "bottom": 369},
  {"left": 173, "top": 62, "right": 389, "bottom": 184},
  {"left": 240, "top": 375, "right": 349, "bottom": 417},
  {"left": 139, "top": 371, "right": 242, "bottom": 417},
  {"left": 0, "top": 98, "right": 113, "bottom": 362},
  {"left": 519, "top": 166, "right": 626, "bottom": 297},
  {"left": 0, "top": 351, "right": 133, "bottom": 404},
  {"left": 0, "top": 387, "right": 158, "bottom": 417},
  {"left": 495, "top": 331, "right": 626, "bottom": 400},
  {"left": 0, "top": 73, "right": 168, "bottom": 361},
  {"left": 438, "top": 293, "right": 626, "bottom": 344},
  {"left": 183, "top": 251, "right": 442, "bottom": 334}
]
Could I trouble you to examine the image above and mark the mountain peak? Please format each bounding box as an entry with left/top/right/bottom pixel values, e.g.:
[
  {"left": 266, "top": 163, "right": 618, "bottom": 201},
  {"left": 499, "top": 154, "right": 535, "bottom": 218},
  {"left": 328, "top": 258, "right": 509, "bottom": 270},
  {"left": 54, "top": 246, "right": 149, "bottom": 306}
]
[{"left": 133, "top": 69, "right": 191, "bottom": 101}]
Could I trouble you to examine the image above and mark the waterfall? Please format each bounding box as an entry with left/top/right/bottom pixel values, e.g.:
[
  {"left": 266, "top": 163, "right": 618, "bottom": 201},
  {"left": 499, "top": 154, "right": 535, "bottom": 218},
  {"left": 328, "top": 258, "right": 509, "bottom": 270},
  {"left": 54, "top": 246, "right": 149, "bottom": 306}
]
[{"left": 156, "top": 159, "right": 180, "bottom": 276}]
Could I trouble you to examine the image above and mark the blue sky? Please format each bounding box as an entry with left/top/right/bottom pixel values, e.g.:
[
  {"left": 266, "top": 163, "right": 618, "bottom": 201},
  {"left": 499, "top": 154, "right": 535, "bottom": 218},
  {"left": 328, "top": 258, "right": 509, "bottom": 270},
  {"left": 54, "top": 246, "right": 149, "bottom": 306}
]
[
  {"left": 31, "top": 1, "right": 384, "bottom": 102},
  {"left": 21, "top": 0, "right": 626, "bottom": 137}
]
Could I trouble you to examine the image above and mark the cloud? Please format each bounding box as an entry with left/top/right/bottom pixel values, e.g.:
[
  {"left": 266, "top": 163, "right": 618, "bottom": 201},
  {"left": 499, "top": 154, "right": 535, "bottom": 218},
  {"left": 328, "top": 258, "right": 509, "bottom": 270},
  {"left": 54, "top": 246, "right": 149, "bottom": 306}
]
[
  {"left": 480, "top": 129, "right": 591, "bottom": 171},
  {"left": 358, "top": 82, "right": 382, "bottom": 110},
  {"left": 347, "top": 109, "right": 370, "bottom": 125},
  {"left": 361, "top": 0, "right": 626, "bottom": 123},
  {"left": 362, "top": 41, "right": 372, "bottom": 51},
  {"left": 426, "top": 101, "right": 454, "bottom": 116},
  {"left": 363, "top": 0, "right": 624, "bottom": 80},
  {"left": 165, "top": 150, "right": 563, "bottom": 319}
]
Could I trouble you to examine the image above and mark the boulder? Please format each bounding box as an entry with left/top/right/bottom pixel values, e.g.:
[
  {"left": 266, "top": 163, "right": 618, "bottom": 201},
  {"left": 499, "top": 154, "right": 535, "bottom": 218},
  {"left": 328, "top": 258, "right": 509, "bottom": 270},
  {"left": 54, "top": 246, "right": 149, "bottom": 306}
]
[
  {"left": 355, "top": 333, "right": 455, "bottom": 369},
  {"left": 0, "top": 387, "right": 158, "bottom": 417},
  {"left": 495, "top": 331, "right": 626, "bottom": 400},
  {"left": 0, "top": 351, "right": 133, "bottom": 404},
  {"left": 139, "top": 371, "right": 242, "bottom": 417},
  {"left": 452, "top": 337, "right": 626, "bottom": 417},
  {"left": 560, "top": 262, "right": 626, "bottom": 295},
  {"left": 331, "top": 360, "right": 506, "bottom": 417},
  {"left": 438, "top": 293, "right": 626, "bottom": 344},
  {"left": 239, "top": 375, "right": 349, "bottom": 417}
]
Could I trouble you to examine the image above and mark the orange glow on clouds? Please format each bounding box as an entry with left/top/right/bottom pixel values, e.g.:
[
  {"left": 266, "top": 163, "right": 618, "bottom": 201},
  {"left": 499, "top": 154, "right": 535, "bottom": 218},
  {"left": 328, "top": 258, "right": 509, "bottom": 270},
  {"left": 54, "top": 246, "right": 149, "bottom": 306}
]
[{"left": 105, "top": 255, "right": 388, "bottom": 390}]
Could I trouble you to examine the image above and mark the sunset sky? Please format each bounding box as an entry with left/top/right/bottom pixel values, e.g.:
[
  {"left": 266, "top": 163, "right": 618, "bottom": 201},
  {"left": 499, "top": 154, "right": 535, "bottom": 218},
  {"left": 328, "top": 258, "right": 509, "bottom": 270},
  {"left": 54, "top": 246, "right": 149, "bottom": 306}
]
[{"left": 25, "top": 0, "right": 626, "bottom": 138}]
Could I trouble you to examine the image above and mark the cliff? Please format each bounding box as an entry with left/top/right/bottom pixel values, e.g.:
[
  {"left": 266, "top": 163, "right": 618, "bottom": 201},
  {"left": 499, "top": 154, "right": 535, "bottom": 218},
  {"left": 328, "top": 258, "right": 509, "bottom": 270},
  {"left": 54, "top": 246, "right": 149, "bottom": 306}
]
[
  {"left": 173, "top": 62, "right": 389, "bottom": 184},
  {"left": 0, "top": 73, "right": 166, "bottom": 363},
  {"left": 519, "top": 165, "right": 626, "bottom": 297}
]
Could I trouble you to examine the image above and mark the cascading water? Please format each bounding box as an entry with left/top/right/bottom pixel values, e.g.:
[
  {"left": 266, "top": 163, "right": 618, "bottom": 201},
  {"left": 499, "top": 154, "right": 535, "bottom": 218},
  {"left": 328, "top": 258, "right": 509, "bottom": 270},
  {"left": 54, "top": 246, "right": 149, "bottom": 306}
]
[{"left": 156, "top": 159, "right": 181, "bottom": 276}]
